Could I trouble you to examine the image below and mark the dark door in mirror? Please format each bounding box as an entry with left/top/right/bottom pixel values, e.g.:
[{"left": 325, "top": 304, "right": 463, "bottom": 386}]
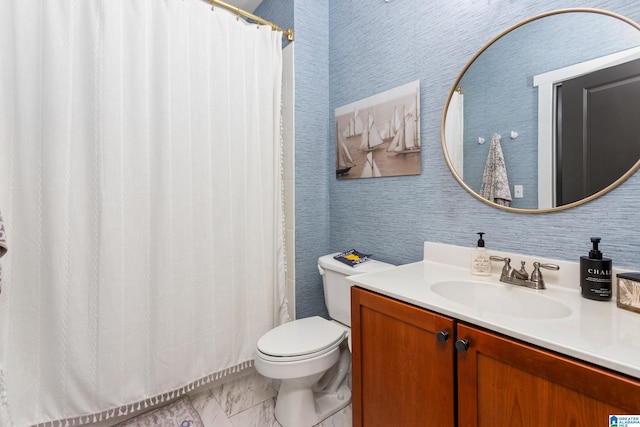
[{"left": 558, "top": 58, "right": 640, "bottom": 206}]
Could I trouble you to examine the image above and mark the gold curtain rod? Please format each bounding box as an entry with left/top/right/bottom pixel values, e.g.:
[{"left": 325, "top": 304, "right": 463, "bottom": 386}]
[{"left": 209, "top": 0, "right": 294, "bottom": 41}]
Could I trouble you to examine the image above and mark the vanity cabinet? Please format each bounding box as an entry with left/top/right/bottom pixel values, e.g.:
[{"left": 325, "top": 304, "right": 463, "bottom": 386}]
[
  {"left": 350, "top": 286, "right": 455, "bottom": 427},
  {"left": 457, "top": 323, "right": 640, "bottom": 426},
  {"left": 351, "top": 287, "right": 640, "bottom": 427}
]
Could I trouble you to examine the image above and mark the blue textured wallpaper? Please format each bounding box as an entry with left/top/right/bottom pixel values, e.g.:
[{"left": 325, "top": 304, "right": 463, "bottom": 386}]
[
  {"left": 328, "top": 1, "right": 640, "bottom": 314},
  {"left": 255, "top": 0, "right": 331, "bottom": 319},
  {"left": 260, "top": 0, "right": 640, "bottom": 319},
  {"left": 293, "top": 1, "right": 331, "bottom": 318}
]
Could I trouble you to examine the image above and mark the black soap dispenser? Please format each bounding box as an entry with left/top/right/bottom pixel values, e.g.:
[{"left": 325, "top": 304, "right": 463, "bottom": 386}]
[{"left": 580, "top": 237, "right": 612, "bottom": 301}]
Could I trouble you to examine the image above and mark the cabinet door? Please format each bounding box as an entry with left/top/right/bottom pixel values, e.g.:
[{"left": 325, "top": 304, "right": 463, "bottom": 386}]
[
  {"left": 351, "top": 287, "right": 455, "bottom": 427},
  {"left": 456, "top": 323, "right": 640, "bottom": 427}
]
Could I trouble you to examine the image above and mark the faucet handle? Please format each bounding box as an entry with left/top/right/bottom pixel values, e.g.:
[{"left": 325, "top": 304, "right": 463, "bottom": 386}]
[
  {"left": 539, "top": 262, "right": 560, "bottom": 270},
  {"left": 490, "top": 256, "right": 511, "bottom": 276},
  {"left": 490, "top": 255, "right": 509, "bottom": 264},
  {"left": 530, "top": 262, "right": 560, "bottom": 289}
]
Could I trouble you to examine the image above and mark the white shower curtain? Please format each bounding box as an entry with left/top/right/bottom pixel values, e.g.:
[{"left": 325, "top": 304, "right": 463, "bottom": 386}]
[
  {"left": 445, "top": 90, "right": 464, "bottom": 179},
  {"left": 0, "top": 0, "right": 287, "bottom": 425}
]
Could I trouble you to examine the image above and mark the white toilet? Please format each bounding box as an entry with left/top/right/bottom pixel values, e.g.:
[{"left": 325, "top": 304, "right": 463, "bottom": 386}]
[{"left": 255, "top": 253, "right": 395, "bottom": 427}]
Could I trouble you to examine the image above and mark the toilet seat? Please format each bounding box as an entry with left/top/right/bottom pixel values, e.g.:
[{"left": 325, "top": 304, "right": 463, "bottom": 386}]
[{"left": 257, "top": 316, "right": 346, "bottom": 362}]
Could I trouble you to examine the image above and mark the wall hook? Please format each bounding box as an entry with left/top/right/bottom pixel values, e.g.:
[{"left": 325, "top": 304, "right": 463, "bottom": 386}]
[
  {"left": 510, "top": 131, "right": 519, "bottom": 139},
  {"left": 478, "top": 137, "right": 486, "bottom": 144}
]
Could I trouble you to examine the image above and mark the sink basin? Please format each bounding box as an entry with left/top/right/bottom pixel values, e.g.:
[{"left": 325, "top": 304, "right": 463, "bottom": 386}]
[{"left": 431, "top": 280, "right": 571, "bottom": 319}]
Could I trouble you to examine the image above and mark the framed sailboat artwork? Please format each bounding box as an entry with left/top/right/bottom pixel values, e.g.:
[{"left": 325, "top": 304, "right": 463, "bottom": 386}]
[{"left": 335, "top": 80, "right": 421, "bottom": 179}]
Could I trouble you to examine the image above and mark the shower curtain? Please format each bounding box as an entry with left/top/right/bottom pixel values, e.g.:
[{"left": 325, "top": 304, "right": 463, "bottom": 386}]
[
  {"left": 0, "top": 0, "right": 287, "bottom": 425},
  {"left": 445, "top": 90, "right": 464, "bottom": 179}
]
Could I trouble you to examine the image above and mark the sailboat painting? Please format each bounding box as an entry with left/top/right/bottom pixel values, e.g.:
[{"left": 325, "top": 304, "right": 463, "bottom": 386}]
[
  {"left": 335, "top": 80, "right": 420, "bottom": 179},
  {"left": 387, "top": 102, "right": 420, "bottom": 154},
  {"left": 336, "top": 123, "right": 355, "bottom": 176},
  {"left": 358, "top": 114, "right": 385, "bottom": 152}
]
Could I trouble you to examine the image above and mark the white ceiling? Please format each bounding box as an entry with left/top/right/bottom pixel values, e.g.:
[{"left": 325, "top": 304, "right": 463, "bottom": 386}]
[{"left": 224, "top": 0, "right": 262, "bottom": 13}]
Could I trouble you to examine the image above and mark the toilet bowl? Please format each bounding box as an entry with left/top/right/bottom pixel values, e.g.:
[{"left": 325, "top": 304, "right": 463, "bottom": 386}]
[
  {"left": 255, "top": 316, "right": 351, "bottom": 427},
  {"left": 254, "top": 253, "right": 395, "bottom": 427}
]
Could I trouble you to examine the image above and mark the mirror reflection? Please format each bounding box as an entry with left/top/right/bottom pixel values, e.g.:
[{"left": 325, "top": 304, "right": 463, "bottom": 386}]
[{"left": 443, "top": 9, "right": 640, "bottom": 212}]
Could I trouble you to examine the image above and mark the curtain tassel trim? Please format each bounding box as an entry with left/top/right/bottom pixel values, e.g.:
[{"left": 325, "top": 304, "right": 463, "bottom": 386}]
[
  {"left": 0, "top": 365, "right": 16, "bottom": 427},
  {"left": 34, "top": 359, "right": 255, "bottom": 427}
]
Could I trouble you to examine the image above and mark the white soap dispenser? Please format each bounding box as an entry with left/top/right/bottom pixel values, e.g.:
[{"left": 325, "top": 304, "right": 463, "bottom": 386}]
[{"left": 471, "top": 232, "right": 491, "bottom": 276}]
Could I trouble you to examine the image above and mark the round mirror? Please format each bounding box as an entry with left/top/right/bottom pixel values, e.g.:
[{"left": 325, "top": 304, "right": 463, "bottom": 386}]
[{"left": 442, "top": 8, "right": 640, "bottom": 213}]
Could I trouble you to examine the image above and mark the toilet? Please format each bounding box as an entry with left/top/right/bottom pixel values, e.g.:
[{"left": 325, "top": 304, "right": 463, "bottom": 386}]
[{"left": 255, "top": 253, "right": 395, "bottom": 427}]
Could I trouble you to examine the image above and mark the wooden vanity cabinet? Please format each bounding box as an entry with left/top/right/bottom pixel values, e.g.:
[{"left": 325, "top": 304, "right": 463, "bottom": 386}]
[
  {"left": 457, "top": 323, "right": 640, "bottom": 427},
  {"left": 351, "top": 287, "right": 455, "bottom": 427},
  {"left": 352, "top": 287, "right": 640, "bottom": 427}
]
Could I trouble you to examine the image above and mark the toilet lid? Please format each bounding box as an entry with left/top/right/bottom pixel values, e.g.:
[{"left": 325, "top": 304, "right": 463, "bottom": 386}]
[{"left": 257, "top": 316, "right": 346, "bottom": 358}]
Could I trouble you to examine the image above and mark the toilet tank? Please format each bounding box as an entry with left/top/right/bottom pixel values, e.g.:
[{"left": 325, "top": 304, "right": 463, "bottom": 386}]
[{"left": 318, "top": 253, "right": 395, "bottom": 326}]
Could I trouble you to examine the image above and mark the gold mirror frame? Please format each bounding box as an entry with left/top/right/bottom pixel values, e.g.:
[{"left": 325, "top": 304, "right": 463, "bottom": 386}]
[{"left": 441, "top": 8, "right": 640, "bottom": 213}]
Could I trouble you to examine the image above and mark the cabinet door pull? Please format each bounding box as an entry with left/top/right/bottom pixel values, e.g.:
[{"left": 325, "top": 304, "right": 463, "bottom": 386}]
[
  {"left": 455, "top": 339, "right": 469, "bottom": 352},
  {"left": 436, "top": 330, "right": 449, "bottom": 343}
]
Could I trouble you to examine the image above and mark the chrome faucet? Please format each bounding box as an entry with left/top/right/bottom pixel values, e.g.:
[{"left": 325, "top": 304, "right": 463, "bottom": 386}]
[{"left": 490, "top": 256, "right": 559, "bottom": 290}]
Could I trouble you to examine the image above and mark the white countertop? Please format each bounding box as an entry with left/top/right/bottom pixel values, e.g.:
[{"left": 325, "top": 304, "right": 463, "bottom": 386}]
[{"left": 346, "top": 242, "right": 640, "bottom": 379}]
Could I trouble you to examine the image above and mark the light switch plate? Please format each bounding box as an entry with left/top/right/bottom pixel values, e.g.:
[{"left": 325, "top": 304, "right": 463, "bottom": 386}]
[{"left": 514, "top": 185, "right": 523, "bottom": 198}]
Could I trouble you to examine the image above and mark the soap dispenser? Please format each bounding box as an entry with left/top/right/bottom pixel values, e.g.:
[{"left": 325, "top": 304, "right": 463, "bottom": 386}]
[
  {"left": 580, "top": 237, "right": 612, "bottom": 301},
  {"left": 471, "top": 232, "right": 491, "bottom": 276}
]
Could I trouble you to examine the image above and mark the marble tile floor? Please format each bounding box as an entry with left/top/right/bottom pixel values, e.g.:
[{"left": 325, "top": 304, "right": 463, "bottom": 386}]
[
  {"left": 82, "top": 367, "right": 351, "bottom": 427},
  {"left": 189, "top": 369, "right": 352, "bottom": 427}
]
